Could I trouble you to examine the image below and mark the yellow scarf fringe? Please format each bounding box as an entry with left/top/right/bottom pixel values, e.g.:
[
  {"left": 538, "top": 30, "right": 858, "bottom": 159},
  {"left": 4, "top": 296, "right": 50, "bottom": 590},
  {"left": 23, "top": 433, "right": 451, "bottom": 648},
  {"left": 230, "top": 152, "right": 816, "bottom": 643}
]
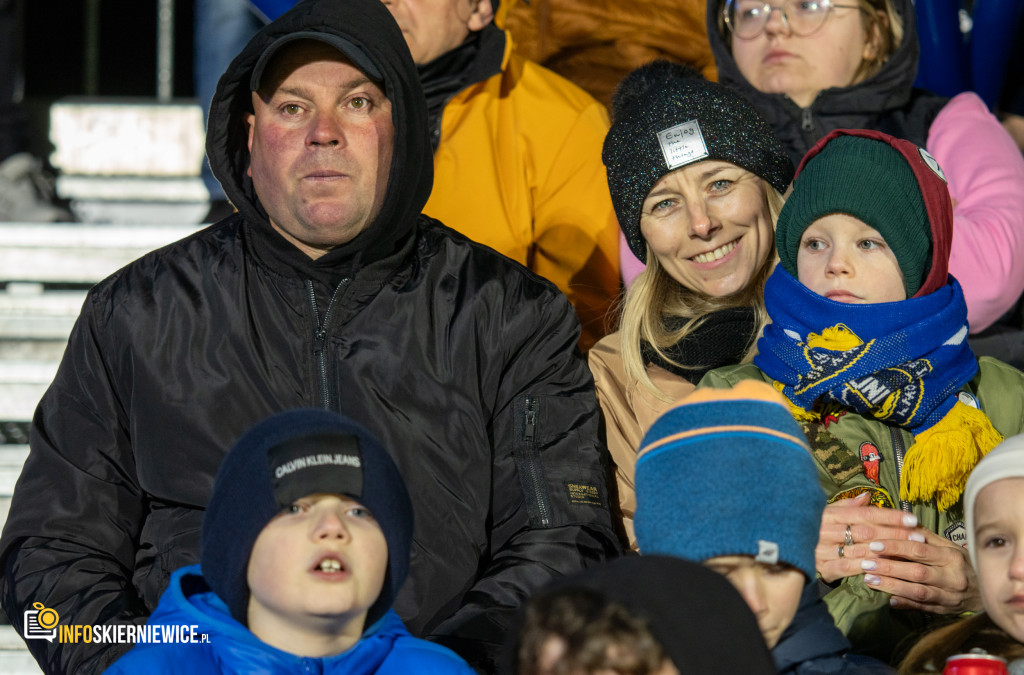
[
  {"left": 900, "top": 401, "right": 1003, "bottom": 511},
  {"left": 774, "top": 381, "right": 820, "bottom": 423}
]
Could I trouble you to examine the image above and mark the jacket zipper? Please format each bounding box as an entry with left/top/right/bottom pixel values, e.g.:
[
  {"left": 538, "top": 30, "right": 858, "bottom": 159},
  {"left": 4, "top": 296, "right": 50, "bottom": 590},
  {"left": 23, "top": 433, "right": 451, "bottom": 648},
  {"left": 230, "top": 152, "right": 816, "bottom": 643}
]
[
  {"left": 524, "top": 398, "right": 537, "bottom": 443},
  {"left": 307, "top": 278, "right": 350, "bottom": 409},
  {"left": 801, "top": 107, "right": 814, "bottom": 132},
  {"left": 520, "top": 396, "right": 552, "bottom": 528},
  {"left": 889, "top": 426, "right": 912, "bottom": 513}
]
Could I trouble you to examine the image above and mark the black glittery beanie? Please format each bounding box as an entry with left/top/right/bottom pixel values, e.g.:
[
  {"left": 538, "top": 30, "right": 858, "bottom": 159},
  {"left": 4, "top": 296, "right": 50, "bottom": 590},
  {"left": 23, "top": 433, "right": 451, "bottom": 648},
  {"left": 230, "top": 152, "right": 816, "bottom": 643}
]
[
  {"left": 603, "top": 60, "right": 794, "bottom": 263},
  {"left": 201, "top": 409, "right": 413, "bottom": 629}
]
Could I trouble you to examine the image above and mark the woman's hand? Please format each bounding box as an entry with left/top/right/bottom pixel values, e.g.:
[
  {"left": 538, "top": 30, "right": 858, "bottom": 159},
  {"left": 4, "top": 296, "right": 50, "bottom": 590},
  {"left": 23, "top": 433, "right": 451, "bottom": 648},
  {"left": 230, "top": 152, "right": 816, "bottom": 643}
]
[
  {"left": 860, "top": 528, "right": 981, "bottom": 614},
  {"left": 815, "top": 493, "right": 982, "bottom": 614},
  {"left": 815, "top": 492, "right": 919, "bottom": 583}
]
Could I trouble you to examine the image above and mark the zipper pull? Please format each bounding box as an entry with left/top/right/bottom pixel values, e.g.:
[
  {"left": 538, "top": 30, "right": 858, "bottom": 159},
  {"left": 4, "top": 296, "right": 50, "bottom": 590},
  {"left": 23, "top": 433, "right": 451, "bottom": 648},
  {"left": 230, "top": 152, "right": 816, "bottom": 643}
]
[
  {"left": 524, "top": 398, "right": 537, "bottom": 443},
  {"left": 801, "top": 107, "right": 814, "bottom": 132}
]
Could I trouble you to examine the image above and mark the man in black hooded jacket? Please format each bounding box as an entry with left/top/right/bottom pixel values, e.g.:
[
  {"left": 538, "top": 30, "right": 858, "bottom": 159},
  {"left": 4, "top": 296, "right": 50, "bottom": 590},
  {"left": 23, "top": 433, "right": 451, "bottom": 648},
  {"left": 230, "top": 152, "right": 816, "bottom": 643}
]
[{"left": 0, "top": 1, "right": 621, "bottom": 672}]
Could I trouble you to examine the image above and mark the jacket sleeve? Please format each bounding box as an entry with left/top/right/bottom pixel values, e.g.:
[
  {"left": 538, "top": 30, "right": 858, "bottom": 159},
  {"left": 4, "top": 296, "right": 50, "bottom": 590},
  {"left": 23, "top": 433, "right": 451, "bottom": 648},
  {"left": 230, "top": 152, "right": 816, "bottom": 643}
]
[
  {"left": 587, "top": 339, "right": 641, "bottom": 549},
  {"left": 427, "top": 285, "right": 623, "bottom": 671},
  {"left": 529, "top": 99, "right": 621, "bottom": 350},
  {"left": 0, "top": 290, "right": 147, "bottom": 675},
  {"left": 928, "top": 92, "right": 1024, "bottom": 332}
]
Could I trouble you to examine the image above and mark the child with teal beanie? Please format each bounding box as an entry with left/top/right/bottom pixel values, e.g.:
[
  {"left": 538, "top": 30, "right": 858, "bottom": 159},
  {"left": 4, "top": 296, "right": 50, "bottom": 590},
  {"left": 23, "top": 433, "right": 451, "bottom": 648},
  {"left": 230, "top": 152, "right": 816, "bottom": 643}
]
[{"left": 635, "top": 380, "right": 891, "bottom": 674}]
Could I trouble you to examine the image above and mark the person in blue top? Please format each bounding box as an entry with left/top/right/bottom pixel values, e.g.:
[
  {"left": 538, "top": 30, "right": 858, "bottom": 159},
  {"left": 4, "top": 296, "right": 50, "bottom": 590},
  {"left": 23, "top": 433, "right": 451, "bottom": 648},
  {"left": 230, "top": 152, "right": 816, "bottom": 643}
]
[{"left": 103, "top": 409, "right": 474, "bottom": 674}]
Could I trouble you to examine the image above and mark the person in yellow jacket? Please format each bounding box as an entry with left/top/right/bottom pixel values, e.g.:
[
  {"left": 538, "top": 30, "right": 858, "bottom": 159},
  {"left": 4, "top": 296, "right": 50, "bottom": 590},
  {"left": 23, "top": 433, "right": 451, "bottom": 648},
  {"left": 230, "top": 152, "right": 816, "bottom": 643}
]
[
  {"left": 382, "top": 0, "right": 620, "bottom": 350},
  {"left": 502, "top": 0, "right": 717, "bottom": 109}
]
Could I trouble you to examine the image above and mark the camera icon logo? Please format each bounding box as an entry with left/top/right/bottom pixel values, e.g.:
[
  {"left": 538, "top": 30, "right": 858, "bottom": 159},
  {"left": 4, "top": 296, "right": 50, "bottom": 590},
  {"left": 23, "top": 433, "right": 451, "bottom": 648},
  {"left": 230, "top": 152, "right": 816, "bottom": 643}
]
[{"left": 23, "top": 602, "right": 59, "bottom": 642}]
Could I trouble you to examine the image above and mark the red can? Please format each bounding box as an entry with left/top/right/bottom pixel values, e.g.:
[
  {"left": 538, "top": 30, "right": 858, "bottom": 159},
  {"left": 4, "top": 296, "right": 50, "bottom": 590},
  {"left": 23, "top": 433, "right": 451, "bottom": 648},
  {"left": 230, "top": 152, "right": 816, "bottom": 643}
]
[{"left": 943, "top": 653, "right": 1008, "bottom": 675}]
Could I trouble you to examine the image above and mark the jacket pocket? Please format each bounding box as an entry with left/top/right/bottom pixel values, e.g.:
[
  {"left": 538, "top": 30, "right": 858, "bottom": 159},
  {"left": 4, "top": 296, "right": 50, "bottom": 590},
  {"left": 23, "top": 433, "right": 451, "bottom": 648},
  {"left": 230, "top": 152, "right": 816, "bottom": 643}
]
[{"left": 513, "top": 395, "right": 553, "bottom": 528}]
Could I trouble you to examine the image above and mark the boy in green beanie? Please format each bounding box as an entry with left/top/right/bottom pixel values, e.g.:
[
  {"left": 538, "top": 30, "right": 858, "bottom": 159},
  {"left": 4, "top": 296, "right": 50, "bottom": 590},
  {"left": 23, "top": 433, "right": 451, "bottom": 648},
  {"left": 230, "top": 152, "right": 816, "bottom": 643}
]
[{"left": 701, "top": 128, "right": 1024, "bottom": 664}]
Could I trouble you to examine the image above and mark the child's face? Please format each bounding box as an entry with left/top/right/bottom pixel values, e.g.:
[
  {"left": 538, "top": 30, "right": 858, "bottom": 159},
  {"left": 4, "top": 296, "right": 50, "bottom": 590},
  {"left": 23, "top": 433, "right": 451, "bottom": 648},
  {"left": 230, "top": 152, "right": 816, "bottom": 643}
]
[
  {"left": 703, "top": 555, "right": 804, "bottom": 649},
  {"left": 796, "top": 214, "right": 907, "bottom": 304},
  {"left": 246, "top": 494, "right": 388, "bottom": 637},
  {"left": 974, "top": 477, "right": 1024, "bottom": 643}
]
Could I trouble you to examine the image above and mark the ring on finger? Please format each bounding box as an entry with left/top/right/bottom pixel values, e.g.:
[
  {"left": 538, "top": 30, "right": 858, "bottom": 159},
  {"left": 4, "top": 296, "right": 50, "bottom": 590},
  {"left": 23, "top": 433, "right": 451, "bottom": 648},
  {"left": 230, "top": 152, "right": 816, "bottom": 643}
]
[
  {"left": 844, "top": 524, "right": 854, "bottom": 547},
  {"left": 837, "top": 545, "right": 845, "bottom": 559}
]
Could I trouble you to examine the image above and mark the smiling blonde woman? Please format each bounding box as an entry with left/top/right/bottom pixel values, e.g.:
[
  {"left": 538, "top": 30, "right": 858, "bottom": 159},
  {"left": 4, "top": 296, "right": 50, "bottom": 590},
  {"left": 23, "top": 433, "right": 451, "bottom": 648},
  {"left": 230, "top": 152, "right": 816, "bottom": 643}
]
[{"left": 588, "top": 61, "right": 792, "bottom": 547}]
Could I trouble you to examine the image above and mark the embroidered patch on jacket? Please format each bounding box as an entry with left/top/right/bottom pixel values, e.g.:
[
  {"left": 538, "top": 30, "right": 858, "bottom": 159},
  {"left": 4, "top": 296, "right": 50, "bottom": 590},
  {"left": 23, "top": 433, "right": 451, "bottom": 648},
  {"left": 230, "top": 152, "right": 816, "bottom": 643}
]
[
  {"left": 657, "top": 120, "right": 709, "bottom": 170},
  {"left": 859, "top": 442, "right": 882, "bottom": 485},
  {"left": 820, "top": 408, "right": 847, "bottom": 429},
  {"left": 944, "top": 521, "right": 968, "bottom": 548},
  {"left": 756, "top": 540, "right": 779, "bottom": 565},
  {"left": 803, "top": 418, "right": 861, "bottom": 484},
  {"left": 564, "top": 481, "right": 605, "bottom": 508},
  {"left": 829, "top": 485, "right": 895, "bottom": 509}
]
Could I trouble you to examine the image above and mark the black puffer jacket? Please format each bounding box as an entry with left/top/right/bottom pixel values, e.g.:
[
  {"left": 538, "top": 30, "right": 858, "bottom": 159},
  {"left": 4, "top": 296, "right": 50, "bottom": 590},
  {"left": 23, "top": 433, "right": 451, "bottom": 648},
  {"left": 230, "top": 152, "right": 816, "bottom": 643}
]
[
  {"left": 705, "top": 0, "right": 947, "bottom": 168},
  {"left": 0, "top": 1, "right": 620, "bottom": 673}
]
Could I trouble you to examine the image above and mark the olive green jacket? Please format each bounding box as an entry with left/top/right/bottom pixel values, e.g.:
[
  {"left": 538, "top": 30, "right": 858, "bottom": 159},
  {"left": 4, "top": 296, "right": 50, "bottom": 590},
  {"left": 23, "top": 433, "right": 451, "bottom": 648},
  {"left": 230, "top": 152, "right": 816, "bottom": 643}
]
[{"left": 700, "top": 356, "right": 1024, "bottom": 662}]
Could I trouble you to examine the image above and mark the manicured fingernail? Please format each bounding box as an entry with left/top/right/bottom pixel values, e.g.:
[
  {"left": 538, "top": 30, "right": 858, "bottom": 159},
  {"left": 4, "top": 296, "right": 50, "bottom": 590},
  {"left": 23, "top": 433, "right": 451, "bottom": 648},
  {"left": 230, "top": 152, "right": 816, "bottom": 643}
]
[
  {"left": 861, "top": 560, "right": 877, "bottom": 571},
  {"left": 889, "top": 597, "right": 898, "bottom": 607},
  {"left": 908, "top": 533, "right": 926, "bottom": 543},
  {"left": 902, "top": 514, "right": 918, "bottom": 527},
  {"left": 870, "top": 541, "right": 885, "bottom": 552},
  {"left": 864, "top": 574, "right": 881, "bottom": 585}
]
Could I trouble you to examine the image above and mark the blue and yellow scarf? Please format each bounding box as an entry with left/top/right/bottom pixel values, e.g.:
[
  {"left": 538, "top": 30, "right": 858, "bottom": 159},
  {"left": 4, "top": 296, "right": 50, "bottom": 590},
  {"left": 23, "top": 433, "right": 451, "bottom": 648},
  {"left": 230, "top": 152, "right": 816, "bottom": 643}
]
[{"left": 755, "top": 268, "right": 1001, "bottom": 510}]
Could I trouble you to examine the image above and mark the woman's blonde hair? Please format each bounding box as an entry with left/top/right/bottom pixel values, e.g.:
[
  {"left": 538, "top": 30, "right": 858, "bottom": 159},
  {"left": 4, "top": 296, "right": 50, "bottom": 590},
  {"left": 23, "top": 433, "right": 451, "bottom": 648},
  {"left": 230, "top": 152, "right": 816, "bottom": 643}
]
[
  {"left": 618, "top": 181, "right": 785, "bottom": 399},
  {"left": 718, "top": 0, "right": 905, "bottom": 83}
]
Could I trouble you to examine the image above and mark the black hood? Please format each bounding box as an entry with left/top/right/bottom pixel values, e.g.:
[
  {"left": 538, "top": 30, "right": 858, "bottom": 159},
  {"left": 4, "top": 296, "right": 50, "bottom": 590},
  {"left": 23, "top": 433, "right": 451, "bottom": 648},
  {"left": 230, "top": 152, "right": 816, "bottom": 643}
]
[
  {"left": 206, "top": 0, "right": 433, "bottom": 265},
  {"left": 508, "top": 556, "right": 777, "bottom": 674},
  {"left": 705, "top": 0, "right": 926, "bottom": 162}
]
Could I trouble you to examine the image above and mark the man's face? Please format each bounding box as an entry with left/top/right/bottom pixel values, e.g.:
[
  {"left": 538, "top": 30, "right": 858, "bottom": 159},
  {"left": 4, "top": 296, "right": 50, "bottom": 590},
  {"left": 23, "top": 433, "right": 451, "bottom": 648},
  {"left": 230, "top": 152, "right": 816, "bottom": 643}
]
[
  {"left": 245, "top": 41, "right": 394, "bottom": 260},
  {"left": 246, "top": 494, "right": 389, "bottom": 648},
  {"left": 382, "top": 0, "right": 493, "bottom": 65}
]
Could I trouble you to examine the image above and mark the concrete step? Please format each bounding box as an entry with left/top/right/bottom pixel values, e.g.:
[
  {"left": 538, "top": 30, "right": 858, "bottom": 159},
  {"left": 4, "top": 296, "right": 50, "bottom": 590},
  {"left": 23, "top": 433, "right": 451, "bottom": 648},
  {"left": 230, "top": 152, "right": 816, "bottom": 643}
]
[
  {"left": 0, "top": 341, "right": 66, "bottom": 363},
  {"left": 50, "top": 99, "right": 205, "bottom": 177},
  {"left": 0, "top": 288, "right": 85, "bottom": 340},
  {"left": 0, "top": 362, "right": 56, "bottom": 422},
  {"left": 0, "top": 223, "right": 201, "bottom": 285}
]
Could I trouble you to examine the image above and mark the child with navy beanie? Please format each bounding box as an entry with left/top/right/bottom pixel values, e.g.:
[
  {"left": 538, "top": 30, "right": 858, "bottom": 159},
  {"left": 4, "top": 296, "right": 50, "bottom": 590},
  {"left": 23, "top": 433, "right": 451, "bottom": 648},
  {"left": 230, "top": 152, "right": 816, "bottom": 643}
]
[
  {"left": 103, "top": 409, "right": 473, "bottom": 674},
  {"left": 635, "top": 380, "right": 892, "bottom": 674},
  {"left": 702, "top": 128, "right": 1024, "bottom": 664}
]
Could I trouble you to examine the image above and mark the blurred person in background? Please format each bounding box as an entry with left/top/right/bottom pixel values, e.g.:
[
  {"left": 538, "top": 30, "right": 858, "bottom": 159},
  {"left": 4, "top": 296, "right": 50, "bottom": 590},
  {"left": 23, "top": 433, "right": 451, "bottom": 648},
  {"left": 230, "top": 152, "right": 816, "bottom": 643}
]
[{"left": 705, "top": 0, "right": 1024, "bottom": 362}]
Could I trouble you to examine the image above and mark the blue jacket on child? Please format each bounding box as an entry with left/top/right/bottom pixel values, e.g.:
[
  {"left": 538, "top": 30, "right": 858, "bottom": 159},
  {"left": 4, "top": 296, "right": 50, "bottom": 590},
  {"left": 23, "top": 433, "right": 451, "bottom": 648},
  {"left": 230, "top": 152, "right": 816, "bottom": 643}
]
[{"left": 103, "top": 565, "right": 475, "bottom": 674}]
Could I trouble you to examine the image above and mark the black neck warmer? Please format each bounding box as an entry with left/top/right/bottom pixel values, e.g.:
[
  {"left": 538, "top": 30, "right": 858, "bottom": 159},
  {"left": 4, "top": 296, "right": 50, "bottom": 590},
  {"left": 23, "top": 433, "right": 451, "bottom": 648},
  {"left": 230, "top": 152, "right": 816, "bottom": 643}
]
[
  {"left": 641, "top": 306, "right": 758, "bottom": 384},
  {"left": 418, "top": 24, "right": 505, "bottom": 152}
]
